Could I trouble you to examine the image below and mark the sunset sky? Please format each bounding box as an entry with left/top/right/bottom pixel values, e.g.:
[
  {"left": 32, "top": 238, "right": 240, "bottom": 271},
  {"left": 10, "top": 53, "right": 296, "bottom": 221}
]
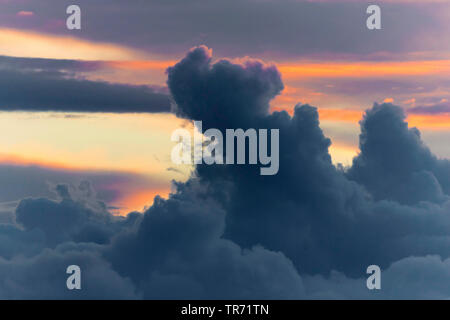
[
  {"left": 0, "top": 0, "right": 449, "bottom": 214},
  {"left": 2, "top": 0, "right": 450, "bottom": 300}
]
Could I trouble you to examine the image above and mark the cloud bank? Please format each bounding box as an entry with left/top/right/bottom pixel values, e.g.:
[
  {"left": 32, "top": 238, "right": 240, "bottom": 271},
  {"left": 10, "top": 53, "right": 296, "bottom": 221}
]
[
  {"left": 0, "top": 47, "right": 449, "bottom": 299},
  {"left": 0, "top": 56, "right": 171, "bottom": 113}
]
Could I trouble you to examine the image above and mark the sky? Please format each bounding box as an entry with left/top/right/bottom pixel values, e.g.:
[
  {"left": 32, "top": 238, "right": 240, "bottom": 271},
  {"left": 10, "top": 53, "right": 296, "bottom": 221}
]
[
  {"left": 0, "top": 0, "right": 449, "bottom": 214},
  {"left": 0, "top": 0, "right": 450, "bottom": 299}
]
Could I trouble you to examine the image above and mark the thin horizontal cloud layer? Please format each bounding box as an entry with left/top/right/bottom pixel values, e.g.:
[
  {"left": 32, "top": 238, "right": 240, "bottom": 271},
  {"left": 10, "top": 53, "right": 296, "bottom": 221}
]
[
  {"left": 0, "top": 56, "right": 171, "bottom": 113},
  {"left": 348, "top": 103, "right": 450, "bottom": 205},
  {"left": 0, "top": 55, "right": 104, "bottom": 72},
  {"left": 0, "top": 47, "right": 449, "bottom": 298},
  {"left": 1, "top": 0, "right": 449, "bottom": 59},
  {"left": 409, "top": 102, "right": 450, "bottom": 115}
]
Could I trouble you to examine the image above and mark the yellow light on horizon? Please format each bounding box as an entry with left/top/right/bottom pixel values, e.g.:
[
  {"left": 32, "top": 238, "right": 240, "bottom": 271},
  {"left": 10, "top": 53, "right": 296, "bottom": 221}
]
[{"left": 0, "top": 27, "right": 148, "bottom": 61}]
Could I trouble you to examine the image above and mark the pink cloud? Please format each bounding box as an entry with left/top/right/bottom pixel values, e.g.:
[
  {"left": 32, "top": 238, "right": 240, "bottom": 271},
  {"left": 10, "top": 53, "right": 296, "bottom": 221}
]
[{"left": 16, "top": 11, "right": 34, "bottom": 17}]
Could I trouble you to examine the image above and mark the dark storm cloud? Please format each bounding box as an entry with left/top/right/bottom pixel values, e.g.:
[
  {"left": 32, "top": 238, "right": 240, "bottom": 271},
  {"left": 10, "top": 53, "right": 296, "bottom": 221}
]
[
  {"left": 1, "top": 0, "right": 448, "bottom": 59},
  {"left": 302, "top": 255, "right": 450, "bottom": 299},
  {"left": 0, "top": 56, "right": 171, "bottom": 113},
  {"left": 0, "top": 47, "right": 450, "bottom": 298},
  {"left": 0, "top": 242, "right": 139, "bottom": 299},
  {"left": 348, "top": 103, "right": 450, "bottom": 204},
  {"left": 0, "top": 179, "right": 305, "bottom": 299},
  {"left": 166, "top": 47, "right": 450, "bottom": 278},
  {"left": 105, "top": 181, "right": 305, "bottom": 299},
  {"left": 14, "top": 181, "right": 143, "bottom": 247},
  {"left": 167, "top": 46, "right": 283, "bottom": 129},
  {"left": 16, "top": 194, "right": 112, "bottom": 246}
]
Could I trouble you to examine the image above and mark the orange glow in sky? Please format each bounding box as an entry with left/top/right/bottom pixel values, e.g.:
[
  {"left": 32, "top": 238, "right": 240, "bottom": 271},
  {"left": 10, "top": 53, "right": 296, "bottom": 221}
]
[
  {"left": 1, "top": 27, "right": 449, "bottom": 214},
  {"left": 0, "top": 27, "right": 148, "bottom": 60},
  {"left": 278, "top": 60, "right": 450, "bottom": 79}
]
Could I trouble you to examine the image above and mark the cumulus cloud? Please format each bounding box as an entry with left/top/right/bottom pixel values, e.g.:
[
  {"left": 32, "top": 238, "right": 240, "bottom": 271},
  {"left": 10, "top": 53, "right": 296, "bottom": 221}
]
[
  {"left": 167, "top": 46, "right": 283, "bottom": 129},
  {"left": 348, "top": 103, "right": 450, "bottom": 204},
  {"left": 0, "top": 163, "right": 167, "bottom": 213},
  {"left": 0, "top": 243, "right": 139, "bottom": 299},
  {"left": 165, "top": 47, "right": 450, "bottom": 278},
  {"left": 106, "top": 181, "right": 305, "bottom": 299},
  {"left": 0, "top": 46, "right": 449, "bottom": 298},
  {"left": 303, "top": 255, "right": 450, "bottom": 299}
]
